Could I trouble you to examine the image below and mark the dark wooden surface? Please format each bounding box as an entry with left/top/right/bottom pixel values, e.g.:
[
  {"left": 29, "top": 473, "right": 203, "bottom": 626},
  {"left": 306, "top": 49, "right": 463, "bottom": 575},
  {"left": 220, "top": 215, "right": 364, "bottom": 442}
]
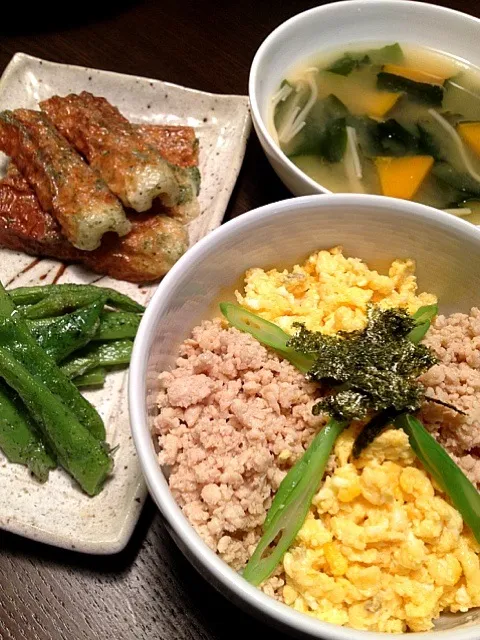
[{"left": 0, "top": 1, "right": 478, "bottom": 638}]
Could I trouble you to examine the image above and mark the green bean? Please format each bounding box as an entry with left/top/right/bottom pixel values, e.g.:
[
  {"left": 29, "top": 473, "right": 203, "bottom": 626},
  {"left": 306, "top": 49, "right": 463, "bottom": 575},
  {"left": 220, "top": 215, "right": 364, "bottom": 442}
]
[
  {"left": 0, "top": 316, "right": 105, "bottom": 441},
  {"left": 27, "top": 308, "right": 141, "bottom": 349},
  {"left": 220, "top": 303, "right": 314, "bottom": 373},
  {"left": 243, "top": 418, "right": 347, "bottom": 586},
  {"left": 0, "top": 382, "right": 56, "bottom": 482},
  {"left": 28, "top": 300, "right": 103, "bottom": 362},
  {"left": 74, "top": 368, "right": 107, "bottom": 388},
  {"left": 17, "top": 289, "right": 105, "bottom": 319},
  {"left": 0, "top": 284, "right": 56, "bottom": 481},
  {"left": 93, "top": 311, "right": 141, "bottom": 341},
  {"left": 26, "top": 316, "right": 58, "bottom": 330},
  {"left": 61, "top": 340, "right": 133, "bottom": 380},
  {"left": 9, "top": 284, "right": 145, "bottom": 313},
  {"left": 396, "top": 413, "right": 480, "bottom": 544},
  {"left": 0, "top": 345, "right": 112, "bottom": 496},
  {"left": 0, "top": 284, "right": 15, "bottom": 316}
]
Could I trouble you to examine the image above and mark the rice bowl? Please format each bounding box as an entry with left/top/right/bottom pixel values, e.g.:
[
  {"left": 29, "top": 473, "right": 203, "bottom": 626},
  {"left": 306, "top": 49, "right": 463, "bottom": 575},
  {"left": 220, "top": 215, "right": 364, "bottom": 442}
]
[{"left": 129, "top": 194, "right": 480, "bottom": 639}]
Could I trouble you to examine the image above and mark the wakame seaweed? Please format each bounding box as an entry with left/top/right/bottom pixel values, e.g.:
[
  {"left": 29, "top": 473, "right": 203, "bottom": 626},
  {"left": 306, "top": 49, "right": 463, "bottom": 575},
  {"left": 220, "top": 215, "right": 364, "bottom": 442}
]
[
  {"left": 377, "top": 72, "right": 444, "bottom": 106},
  {"left": 288, "top": 95, "right": 348, "bottom": 159},
  {"left": 347, "top": 117, "right": 422, "bottom": 158},
  {"left": 373, "top": 119, "right": 420, "bottom": 156},
  {"left": 327, "top": 53, "right": 371, "bottom": 76},
  {"left": 417, "top": 123, "right": 443, "bottom": 160},
  {"left": 288, "top": 306, "right": 437, "bottom": 422},
  {"left": 327, "top": 43, "right": 404, "bottom": 76},
  {"left": 321, "top": 117, "right": 347, "bottom": 162},
  {"left": 432, "top": 162, "right": 480, "bottom": 197}
]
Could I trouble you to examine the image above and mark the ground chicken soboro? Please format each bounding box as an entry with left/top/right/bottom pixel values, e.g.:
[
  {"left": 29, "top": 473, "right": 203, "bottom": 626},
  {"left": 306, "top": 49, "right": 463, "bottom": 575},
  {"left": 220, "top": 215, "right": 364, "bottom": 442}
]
[
  {"left": 420, "top": 307, "right": 480, "bottom": 488},
  {"left": 154, "top": 319, "right": 325, "bottom": 570},
  {"left": 154, "top": 272, "right": 480, "bottom": 632}
]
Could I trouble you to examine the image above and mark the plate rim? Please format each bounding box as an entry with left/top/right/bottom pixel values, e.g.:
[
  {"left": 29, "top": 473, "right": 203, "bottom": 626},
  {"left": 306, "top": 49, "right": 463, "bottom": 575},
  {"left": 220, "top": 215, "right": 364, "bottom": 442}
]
[
  {"left": 0, "top": 51, "right": 251, "bottom": 554},
  {"left": 0, "top": 51, "right": 251, "bottom": 104}
]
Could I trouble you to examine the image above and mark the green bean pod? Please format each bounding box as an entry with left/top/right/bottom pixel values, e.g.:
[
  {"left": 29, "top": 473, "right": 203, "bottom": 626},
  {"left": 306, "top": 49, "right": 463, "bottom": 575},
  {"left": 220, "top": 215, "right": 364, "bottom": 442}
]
[
  {"left": 9, "top": 284, "right": 145, "bottom": 313},
  {"left": 28, "top": 300, "right": 103, "bottom": 362},
  {"left": 0, "top": 346, "right": 112, "bottom": 496},
  {"left": 0, "top": 317, "right": 106, "bottom": 441},
  {"left": 0, "top": 382, "right": 56, "bottom": 482},
  {"left": 61, "top": 340, "right": 133, "bottom": 379},
  {"left": 74, "top": 367, "right": 107, "bottom": 388},
  {"left": 93, "top": 311, "right": 141, "bottom": 341},
  {"left": 17, "top": 289, "right": 105, "bottom": 319}
]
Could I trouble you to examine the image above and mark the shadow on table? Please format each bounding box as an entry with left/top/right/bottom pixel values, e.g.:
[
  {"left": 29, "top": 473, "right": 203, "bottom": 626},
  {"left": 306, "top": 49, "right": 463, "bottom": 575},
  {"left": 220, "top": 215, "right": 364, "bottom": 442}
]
[
  {"left": 2, "top": 495, "right": 291, "bottom": 639},
  {"left": 224, "top": 133, "right": 292, "bottom": 221},
  {"left": 0, "top": 0, "right": 139, "bottom": 35}
]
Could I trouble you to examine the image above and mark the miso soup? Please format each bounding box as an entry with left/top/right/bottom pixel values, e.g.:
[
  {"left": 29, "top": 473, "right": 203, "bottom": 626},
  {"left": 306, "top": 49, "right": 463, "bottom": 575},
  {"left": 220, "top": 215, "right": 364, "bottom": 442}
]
[{"left": 270, "top": 43, "right": 480, "bottom": 223}]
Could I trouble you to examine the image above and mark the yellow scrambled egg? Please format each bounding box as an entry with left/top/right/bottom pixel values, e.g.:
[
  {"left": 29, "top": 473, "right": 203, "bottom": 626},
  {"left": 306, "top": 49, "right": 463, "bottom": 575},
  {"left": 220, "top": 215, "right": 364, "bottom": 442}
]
[
  {"left": 282, "top": 427, "right": 480, "bottom": 633},
  {"left": 235, "top": 246, "right": 437, "bottom": 335}
]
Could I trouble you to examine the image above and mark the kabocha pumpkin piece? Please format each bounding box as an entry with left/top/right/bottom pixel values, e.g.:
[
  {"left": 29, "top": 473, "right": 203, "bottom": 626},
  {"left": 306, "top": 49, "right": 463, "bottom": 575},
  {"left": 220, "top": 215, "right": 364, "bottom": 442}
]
[
  {"left": 381, "top": 64, "right": 447, "bottom": 85},
  {"left": 374, "top": 155, "right": 434, "bottom": 199},
  {"left": 457, "top": 122, "right": 480, "bottom": 157},
  {"left": 353, "top": 91, "right": 400, "bottom": 119}
]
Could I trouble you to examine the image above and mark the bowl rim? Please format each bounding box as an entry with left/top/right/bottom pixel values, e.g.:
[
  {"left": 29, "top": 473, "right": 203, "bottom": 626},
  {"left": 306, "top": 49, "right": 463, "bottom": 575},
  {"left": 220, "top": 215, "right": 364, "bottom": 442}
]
[
  {"left": 129, "top": 193, "right": 480, "bottom": 640},
  {"left": 248, "top": 0, "right": 480, "bottom": 196}
]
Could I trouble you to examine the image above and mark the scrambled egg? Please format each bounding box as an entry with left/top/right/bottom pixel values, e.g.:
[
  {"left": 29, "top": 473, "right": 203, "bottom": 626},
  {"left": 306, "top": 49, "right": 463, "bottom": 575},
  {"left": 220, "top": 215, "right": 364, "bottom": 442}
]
[
  {"left": 236, "top": 246, "right": 479, "bottom": 632},
  {"left": 282, "top": 427, "right": 480, "bottom": 633},
  {"left": 236, "top": 246, "right": 437, "bottom": 335}
]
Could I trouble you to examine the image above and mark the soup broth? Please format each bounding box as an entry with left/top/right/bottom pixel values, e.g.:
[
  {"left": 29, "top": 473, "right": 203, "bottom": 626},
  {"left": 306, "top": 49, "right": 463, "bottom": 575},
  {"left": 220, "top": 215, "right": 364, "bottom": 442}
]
[{"left": 271, "top": 43, "right": 480, "bottom": 222}]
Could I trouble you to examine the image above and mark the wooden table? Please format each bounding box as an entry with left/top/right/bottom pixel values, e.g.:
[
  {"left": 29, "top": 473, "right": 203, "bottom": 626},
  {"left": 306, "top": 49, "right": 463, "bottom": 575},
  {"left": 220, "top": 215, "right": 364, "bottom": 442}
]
[{"left": 0, "top": 1, "right": 477, "bottom": 638}]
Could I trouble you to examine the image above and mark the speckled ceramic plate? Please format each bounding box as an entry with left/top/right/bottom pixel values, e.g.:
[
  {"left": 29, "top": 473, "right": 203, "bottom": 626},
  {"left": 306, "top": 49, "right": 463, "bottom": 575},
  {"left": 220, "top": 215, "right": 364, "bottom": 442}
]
[{"left": 0, "top": 52, "right": 251, "bottom": 554}]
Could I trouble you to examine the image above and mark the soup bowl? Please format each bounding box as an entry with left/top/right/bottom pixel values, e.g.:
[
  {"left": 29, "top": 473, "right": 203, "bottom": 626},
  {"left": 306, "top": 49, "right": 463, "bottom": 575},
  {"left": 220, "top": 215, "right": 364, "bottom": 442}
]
[
  {"left": 248, "top": 0, "right": 480, "bottom": 196},
  {"left": 129, "top": 194, "right": 480, "bottom": 639}
]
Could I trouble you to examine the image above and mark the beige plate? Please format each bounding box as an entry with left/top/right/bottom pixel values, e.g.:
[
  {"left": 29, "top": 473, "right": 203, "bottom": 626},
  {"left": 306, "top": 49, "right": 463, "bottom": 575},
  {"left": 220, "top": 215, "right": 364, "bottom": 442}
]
[{"left": 0, "top": 52, "right": 251, "bottom": 554}]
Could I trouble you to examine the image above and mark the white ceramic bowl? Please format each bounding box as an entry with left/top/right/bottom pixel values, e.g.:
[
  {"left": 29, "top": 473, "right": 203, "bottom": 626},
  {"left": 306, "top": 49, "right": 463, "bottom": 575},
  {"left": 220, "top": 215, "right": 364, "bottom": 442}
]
[
  {"left": 130, "top": 194, "right": 480, "bottom": 639},
  {"left": 249, "top": 0, "right": 480, "bottom": 196}
]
